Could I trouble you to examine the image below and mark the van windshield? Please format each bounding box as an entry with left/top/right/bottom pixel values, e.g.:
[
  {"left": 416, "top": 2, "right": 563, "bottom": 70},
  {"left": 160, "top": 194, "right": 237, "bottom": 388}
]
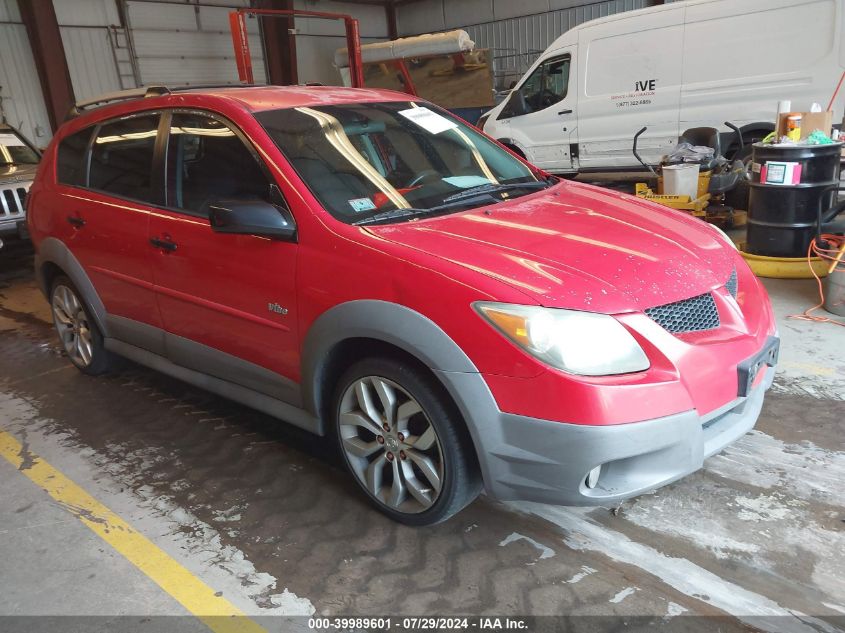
[{"left": 256, "top": 102, "right": 550, "bottom": 225}]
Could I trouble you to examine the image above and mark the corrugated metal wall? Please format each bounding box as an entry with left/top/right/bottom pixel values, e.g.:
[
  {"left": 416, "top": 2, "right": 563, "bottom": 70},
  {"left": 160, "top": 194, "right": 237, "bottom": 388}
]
[
  {"left": 294, "top": 0, "right": 389, "bottom": 86},
  {"left": 55, "top": 0, "right": 125, "bottom": 102},
  {"left": 465, "top": 0, "right": 651, "bottom": 88},
  {"left": 1, "top": 0, "right": 386, "bottom": 144},
  {"left": 0, "top": 0, "right": 52, "bottom": 145},
  {"left": 398, "top": 0, "right": 652, "bottom": 90},
  {"left": 6, "top": 0, "right": 651, "bottom": 142},
  {"left": 125, "top": 0, "right": 267, "bottom": 86}
]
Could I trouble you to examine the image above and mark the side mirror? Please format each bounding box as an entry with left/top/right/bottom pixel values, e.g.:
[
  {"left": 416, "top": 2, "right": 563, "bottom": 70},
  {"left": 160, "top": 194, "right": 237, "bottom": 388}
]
[
  {"left": 208, "top": 199, "right": 297, "bottom": 241},
  {"left": 502, "top": 89, "right": 529, "bottom": 118}
]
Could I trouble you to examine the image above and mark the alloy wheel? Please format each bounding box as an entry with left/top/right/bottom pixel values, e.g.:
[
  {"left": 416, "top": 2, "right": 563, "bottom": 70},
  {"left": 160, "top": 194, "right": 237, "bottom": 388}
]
[
  {"left": 338, "top": 376, "right": 444, "bottom": 514},
  {"left": 52, "top": 284, "right": 93, "bottom": 367}
]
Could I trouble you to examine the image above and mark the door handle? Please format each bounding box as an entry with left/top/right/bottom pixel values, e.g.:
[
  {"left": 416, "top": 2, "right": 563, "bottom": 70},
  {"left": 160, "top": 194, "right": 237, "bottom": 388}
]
[
  {"left": 149, "top": 237, "right": 177, "bottom": 252},
  {"left": 67, "top": 215, "right": 86, "bottom": 228},
  {"left": 558, "top": 109, "right": 572, "bottom": 115}
]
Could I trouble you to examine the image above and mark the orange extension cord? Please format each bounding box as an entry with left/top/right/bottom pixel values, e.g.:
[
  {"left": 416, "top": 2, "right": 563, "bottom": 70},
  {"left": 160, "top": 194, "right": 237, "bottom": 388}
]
[{"left": 787, "top": 234, "right": 845, "bottom": 327}]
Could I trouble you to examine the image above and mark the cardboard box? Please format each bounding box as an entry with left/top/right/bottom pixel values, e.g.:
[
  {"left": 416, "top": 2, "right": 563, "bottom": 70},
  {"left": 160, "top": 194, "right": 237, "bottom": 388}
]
[{"left": 776, "top": 111, "right": 833, "bottom": 140}]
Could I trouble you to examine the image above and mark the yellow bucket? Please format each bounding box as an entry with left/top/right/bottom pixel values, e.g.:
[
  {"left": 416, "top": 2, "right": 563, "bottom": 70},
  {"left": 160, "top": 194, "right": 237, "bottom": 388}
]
[{"left": 738, "top": 245, "right": 829, "bottom": 279}]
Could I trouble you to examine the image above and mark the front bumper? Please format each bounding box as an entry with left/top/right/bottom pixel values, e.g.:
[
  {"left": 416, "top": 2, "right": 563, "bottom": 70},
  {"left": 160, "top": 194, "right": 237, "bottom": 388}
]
[
  {"left": 439, "top": 348, "right": 775, "bottom": 506},
  {"left": 0, "top": 217, "right": 28, "bottom": 238}
]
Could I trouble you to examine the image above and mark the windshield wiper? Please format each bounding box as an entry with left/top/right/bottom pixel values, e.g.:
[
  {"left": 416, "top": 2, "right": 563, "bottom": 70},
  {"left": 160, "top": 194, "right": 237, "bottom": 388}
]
[
  {"left": 353, "top": 193, "right": 499, "bottom": 226},
  {"left": 442, "top": 179, "right": 553, "bottom": 203}
]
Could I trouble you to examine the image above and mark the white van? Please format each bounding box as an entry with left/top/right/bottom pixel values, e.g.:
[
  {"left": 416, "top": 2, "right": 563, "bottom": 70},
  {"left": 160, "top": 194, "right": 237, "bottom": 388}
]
[{"left": 481, "top": 0, "right": 845, "bottom": 173}]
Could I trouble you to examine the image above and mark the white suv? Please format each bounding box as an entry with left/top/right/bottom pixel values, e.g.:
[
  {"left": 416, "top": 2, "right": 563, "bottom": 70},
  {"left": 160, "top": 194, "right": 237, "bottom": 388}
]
[{"left": 0, "top": 124, "right": 40, "bottom": 245}]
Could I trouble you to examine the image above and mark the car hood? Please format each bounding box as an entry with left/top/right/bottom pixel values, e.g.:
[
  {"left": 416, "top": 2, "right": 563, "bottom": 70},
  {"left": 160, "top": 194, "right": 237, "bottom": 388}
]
[
  {"left": 0, "top": 163, "right": 38, "bottom": 184},
  {"left": 366, "top": 181, "right": 736, "bottom": 313}
]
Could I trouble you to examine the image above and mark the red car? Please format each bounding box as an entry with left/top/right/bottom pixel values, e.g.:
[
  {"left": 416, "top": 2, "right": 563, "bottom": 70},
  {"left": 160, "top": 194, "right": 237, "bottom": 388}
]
[{"left": 27, "top": 85, "right": 778, "bottom": 525}]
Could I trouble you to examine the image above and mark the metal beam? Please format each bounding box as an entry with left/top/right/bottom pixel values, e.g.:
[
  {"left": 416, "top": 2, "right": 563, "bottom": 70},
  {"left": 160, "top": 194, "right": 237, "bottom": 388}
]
[
  {"left": 254, "top": 0, "right": 298, "bottom": 86},
  {"left": 17, "top": 0, "right": 75, "bottom": 131}
]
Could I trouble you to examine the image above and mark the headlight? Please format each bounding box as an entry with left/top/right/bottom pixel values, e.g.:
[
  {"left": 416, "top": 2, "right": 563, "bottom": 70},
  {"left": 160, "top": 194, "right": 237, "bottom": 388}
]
[
  {"left": 474, "top": 302, "right": 650, "bottom": 376},
  {"left": 710, "top": 224, "right": 738, "bottom": 250}
]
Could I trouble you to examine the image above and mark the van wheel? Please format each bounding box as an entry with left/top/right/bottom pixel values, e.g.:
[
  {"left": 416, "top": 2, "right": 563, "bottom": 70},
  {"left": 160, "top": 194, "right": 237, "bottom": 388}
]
[
  {"left": 501, "top": 142, "right": 525, "bottom": 159},
  {"left": 50, "top": 276, "right": 115, "bottom": 375},
  {"left": 333, "top": 357, "right": 480, "bottom": 525}
]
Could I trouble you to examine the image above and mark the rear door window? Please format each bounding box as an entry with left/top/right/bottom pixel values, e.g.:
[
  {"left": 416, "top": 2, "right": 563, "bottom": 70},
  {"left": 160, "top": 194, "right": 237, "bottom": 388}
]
[{"left": 89, "top": 114, "right": 160, "bottom": 203}]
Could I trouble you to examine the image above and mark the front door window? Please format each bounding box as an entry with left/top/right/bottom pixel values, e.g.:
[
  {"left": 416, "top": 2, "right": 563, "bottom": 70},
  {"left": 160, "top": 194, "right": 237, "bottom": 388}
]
[
  {"left": 502, "top": 55, "right": 571, "bottom": 118},
  {"left": 165, "top": 112, "right": 274, "bottom": 215}
]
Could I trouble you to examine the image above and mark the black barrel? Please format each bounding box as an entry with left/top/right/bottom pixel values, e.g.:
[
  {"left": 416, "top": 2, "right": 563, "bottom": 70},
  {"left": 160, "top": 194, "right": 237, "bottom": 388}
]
[{"left": 747, "top": 142, "right": 842, "bottom": 257}]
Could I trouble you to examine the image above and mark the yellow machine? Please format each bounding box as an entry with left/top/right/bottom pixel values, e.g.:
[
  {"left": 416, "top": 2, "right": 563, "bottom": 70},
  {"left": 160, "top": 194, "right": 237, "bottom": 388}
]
[
  {"left": 634, "top": 171, "right": 712, "bottom": 218},
  {"left": 631, "top": 124, "right": 747, "bottom": 227}
]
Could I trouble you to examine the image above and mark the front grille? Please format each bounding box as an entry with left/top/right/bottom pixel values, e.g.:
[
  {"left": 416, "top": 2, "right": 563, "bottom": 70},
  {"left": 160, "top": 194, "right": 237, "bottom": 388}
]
[
  {"left": 0, "top": 187, "right": 27, "bottom": 218},
  {"left": 725, "top": 267, "right": 738, "bottom": 298},
  {"left": 645, "top": 292, "right": 720, "bottom": 334}
]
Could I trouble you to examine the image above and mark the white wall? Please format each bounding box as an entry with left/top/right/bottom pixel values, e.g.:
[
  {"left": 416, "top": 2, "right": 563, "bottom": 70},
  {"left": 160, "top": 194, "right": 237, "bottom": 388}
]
[
  {"left": 126, "top": 0, "right": 268, "bottom": 86},
  {"left": 0, "top": 0, "right": 391, "bottom": 146},
  {"left": 0, "top": 0, "right": 52, "bottom": 144},
  {"left": 55, "top": 0, "right": 124, "bottom": 101},
  {"left": 117, "top": 0, "right": 388, "bottom": 88}
]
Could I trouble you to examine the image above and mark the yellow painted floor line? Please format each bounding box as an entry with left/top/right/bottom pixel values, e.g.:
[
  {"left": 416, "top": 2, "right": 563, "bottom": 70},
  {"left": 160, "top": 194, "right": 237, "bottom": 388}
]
[{"left": 0, "top": 429, "right": 267, "bottom": 633}]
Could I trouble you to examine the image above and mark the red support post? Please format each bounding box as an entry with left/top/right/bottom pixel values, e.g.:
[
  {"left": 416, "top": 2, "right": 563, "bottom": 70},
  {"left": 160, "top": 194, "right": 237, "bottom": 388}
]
[
  {"left": 229, "top": 9, "right": 363, "bottom": 88},
  {"left": 229, "top": 11, "right": 254, "bottom": 84},
  {"left": 345, "top": 18, "right": 364, "bottom": 88},
  {"left": 394, "top": 61, "right": 417, "bottom": 96}
]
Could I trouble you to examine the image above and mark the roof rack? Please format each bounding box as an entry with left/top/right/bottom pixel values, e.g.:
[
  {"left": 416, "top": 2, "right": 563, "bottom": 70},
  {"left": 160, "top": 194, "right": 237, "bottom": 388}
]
[{"left": 65, "top": 84, "right": 260, "bottom": 120}]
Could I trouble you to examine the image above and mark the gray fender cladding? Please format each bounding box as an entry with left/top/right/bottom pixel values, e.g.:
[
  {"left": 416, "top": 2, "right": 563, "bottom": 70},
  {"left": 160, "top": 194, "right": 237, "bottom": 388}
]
[{"left": 35, "top": 237, "right": 109, "bottom": 337}]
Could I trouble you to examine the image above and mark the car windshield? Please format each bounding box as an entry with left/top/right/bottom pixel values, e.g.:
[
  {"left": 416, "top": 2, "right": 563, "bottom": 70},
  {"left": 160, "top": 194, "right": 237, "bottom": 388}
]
[
  {"left": 255, "top": 102, "right": 549, "bottom": 224},
  {"left": 0, "top": 129, "right": 39, "bottom": 166}
]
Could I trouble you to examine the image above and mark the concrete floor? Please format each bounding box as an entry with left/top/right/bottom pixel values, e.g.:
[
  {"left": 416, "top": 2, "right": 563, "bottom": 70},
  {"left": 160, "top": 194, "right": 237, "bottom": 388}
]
[{"left": 0, "top": 239, "right": 843, "bottom": 631}]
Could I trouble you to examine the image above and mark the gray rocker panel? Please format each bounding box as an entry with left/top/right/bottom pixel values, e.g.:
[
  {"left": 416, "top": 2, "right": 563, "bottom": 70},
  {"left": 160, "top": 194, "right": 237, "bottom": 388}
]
[
  {"left": 106, "top": 314, "right": 302, "bottom": 405},
  {"left": 105, "top": 338, "right": 319, "bottom": 434},
  {"left": 106, "top": 314, "right": 166, "bottom": 357},
  {"left": 166, "top": 331, "right": 302, "bottom": 407}
]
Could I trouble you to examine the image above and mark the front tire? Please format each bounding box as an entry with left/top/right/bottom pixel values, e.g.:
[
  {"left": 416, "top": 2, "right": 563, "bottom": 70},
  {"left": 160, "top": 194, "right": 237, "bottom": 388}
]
[
  {"left": 333, "top": 357, "right": 480, "bottom": 525},
  {"left": 50, "top": 276, "right": 115, "bottom": 375}
]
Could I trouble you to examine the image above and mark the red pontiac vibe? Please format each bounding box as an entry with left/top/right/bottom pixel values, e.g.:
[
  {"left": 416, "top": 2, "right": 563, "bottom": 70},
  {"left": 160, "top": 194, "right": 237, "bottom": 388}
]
[{"left": 27, "top": 86, "right": 778, "bottom": 525}]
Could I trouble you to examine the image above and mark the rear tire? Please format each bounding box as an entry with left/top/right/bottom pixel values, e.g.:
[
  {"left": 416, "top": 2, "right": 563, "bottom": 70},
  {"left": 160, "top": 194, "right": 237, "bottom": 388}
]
[
  {"left": 50, "top": 275, "right": 115, "bottom": 375},
  {"left": 333, "top": 357, "right": 481, "bottom": 526}
]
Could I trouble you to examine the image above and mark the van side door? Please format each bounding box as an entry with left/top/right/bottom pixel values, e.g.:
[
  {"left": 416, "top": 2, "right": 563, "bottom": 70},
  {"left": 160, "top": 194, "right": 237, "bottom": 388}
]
[
  {"left": 576, "top": 5, "right": 684, "bottom": 170},
  {"left": 682, "top": 0, "right": 838, "bottom": 135},
  {"left": 492, "top": 50, "right": 577, "bottom": 173}
]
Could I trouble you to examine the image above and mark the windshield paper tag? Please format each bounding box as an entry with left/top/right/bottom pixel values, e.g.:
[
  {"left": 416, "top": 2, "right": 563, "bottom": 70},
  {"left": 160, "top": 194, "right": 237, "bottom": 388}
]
[
  {"left": 349, "top": 197, "right": 376, "bottom": 213},
  {"left": 0, "top": 133, "right": 26, "bottom": 147},
  {"left": 398, "top": 107, "right": 457, "bottom": 135}
]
